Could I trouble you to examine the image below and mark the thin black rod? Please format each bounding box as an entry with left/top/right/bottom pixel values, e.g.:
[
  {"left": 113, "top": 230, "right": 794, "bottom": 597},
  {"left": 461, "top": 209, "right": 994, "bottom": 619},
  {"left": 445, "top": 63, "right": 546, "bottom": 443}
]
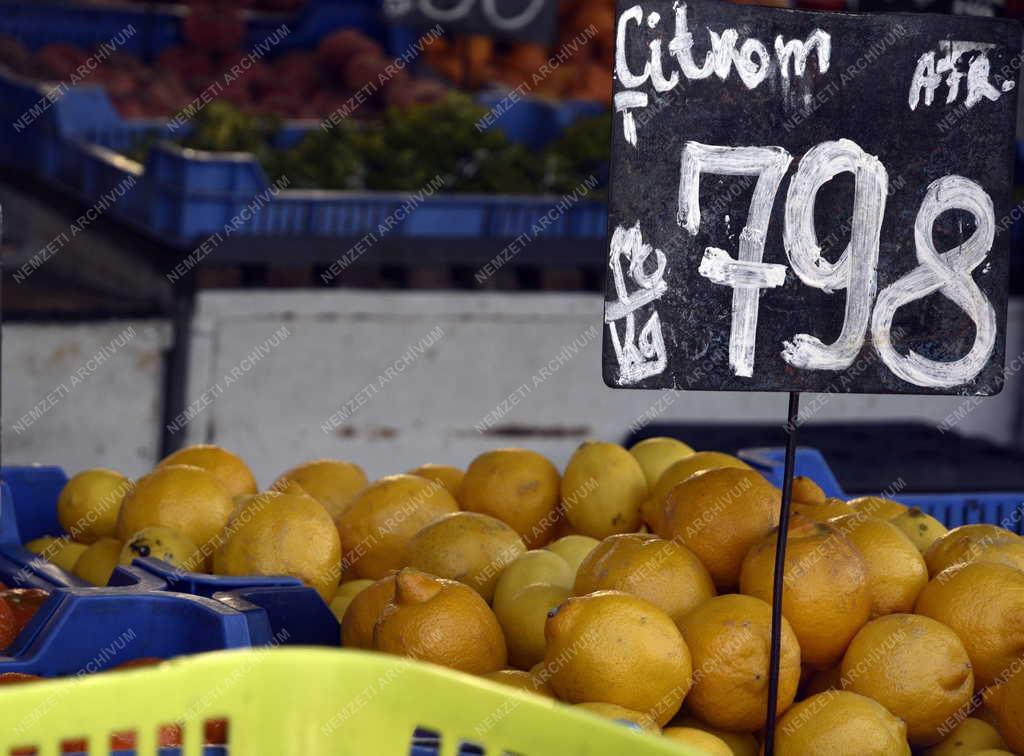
[
  {"left": 159, "top": 275, "right": 196, "bottom": 458},
  {"left": 764, "top": 391, "right": 800, "bottom": 756}
]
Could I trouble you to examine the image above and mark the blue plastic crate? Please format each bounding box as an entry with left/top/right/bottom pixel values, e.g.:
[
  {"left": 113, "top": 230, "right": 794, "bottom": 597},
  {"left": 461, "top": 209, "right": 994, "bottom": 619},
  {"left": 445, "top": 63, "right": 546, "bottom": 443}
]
[
  {"left": 0, "top": 0, "right": 611, "bottom": 249},
  {"left": 740, "top": 446, "right": 1024, "bottom": 533},
  {"left": 0, "top": 67, "right": 609, "bottom": 247},
  {"left": 0, "top": 0, "right": 385, "bottom": 59},
  {"left": 0, "top": 466, "right": 342, "bottom": 647}
]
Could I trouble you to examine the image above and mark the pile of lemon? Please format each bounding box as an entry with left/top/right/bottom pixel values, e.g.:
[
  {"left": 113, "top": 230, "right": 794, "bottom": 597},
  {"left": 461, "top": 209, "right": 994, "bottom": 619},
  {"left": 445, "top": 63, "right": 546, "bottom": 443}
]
[{"left": 33, "top": 440, "right": 1024, "bottom": 755}]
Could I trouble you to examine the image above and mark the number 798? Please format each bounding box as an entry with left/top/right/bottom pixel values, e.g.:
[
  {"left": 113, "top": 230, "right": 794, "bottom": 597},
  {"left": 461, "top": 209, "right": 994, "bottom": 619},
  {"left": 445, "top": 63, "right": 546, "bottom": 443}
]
[{"left": 681, "top": 139, "right": 997, "bottom": 389}]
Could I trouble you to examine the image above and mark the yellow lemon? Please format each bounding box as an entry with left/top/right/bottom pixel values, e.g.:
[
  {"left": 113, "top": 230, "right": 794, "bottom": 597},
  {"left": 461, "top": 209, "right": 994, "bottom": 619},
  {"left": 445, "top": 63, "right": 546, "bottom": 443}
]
[
  {"left": 24, "top": 536, "right": 87, "bottom": 573},
  {"left": 72, "top": 537, "right": 123, "bottom": 586},
  {"left": 670, "top": 715, "right": 759, "bottom": 756},
  {"left": 921, "top": 718, "right": 1008, "bottom": 756},
  {"left": 666, "top": 468, "right": 780, "bottom": 590},
  {"left": 459, "top": 449, "right": 561, "bottom": 548},
  {"left": 891, "top": 508, "right": 949, "bottom": 553},
  {"left": 57, "top": 469, "right": 133, "bottom": 544},
  {"left": 545, "top": 535, "right": 600, "bottom": 575},
  {"left": 573, "top": 533, "right": 715, "bottom": 627},
  {"left": 157, "top": 445, "right": 256, "bottom": 499},
  {"left": 829, "top": 514, "right": 928, "bottom": 617},
  {"left": 494, "top": 584, "right": 570, "bottom": 670},
  {"left": 373, "top": 569, "right": 507, "bottom": 675},
  {"left": 271, "top": 459, "right": 368, "bottom": 520},
  {"left": 792, "top": 498, "right": 859, "bottom": 522},
  {"left": 662, "top": 728, "right": 732, "bottom": 756},
  {"left": 118, "top": 526, "right": 201, "bottom": 572},
  {"left": 213, "top": 490, "right": 342, "bottom": 600},
  {"left": 846, "top": 496, "right": 908, "bottom": 520},
  {"left": 791, "top": 476, "right": 826, "bottom": 505},
  {"left": 924, "top": 524, "right": 1024, "bottom": 577},
  {"left": 914, "top": 562, "right": 1024, "bottom": 687},
  {"left": 492, "top": 550, "right": 574, "bottom": 616},
  {"left": 677, "top": 594, "right": 800, "bottom": 732},
  {"left": 341, "top": 573, "right": 396, "bottom": 649},
  {"left": 561, "top": 441, "right": 647, "bottom": 539},
  {"left": 336, "top": 474, "right": 459, "bottom": 580},
  {"left": 116, "top": 465, "right": 233, "bottom": 563},
  {"left": 740, "top": 516, "right": 870, "bottom": 669},
  {"left": 841, "top": 614, "right": 973, "bottom": 746},
  {"left": 329, "top": 579, "right": 374, "bottom": 623},
  {"left": 628, "top": 437, "right": 695, "bottom": 490},
  {"left": 643, "top": 451, "right": 751, "bottom": 534},
  {"left": 403, "top": 512, "right": 525, "bottom": 602},
  {"left": 774, "top": 691, "right": 910, "bottom": 755},
  {"left": 545, "top": 591, "right": 692, "bottom": 726},
  {"left": 407, "top": 464, "right": 464, "bottom": 498},
  {"left": 995, "top": 664, "right": 1024, "bottom": 753}
]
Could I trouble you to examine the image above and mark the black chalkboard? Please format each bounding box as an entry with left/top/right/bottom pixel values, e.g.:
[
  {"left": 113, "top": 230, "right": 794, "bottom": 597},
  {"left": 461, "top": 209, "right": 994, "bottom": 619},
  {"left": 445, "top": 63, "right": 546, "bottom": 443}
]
[
  {"left": 383, "top": 0, "right": 559, "bottom": 44},
  {"left": 603, "top": 0, "right": 1020, "bottom": 396}
]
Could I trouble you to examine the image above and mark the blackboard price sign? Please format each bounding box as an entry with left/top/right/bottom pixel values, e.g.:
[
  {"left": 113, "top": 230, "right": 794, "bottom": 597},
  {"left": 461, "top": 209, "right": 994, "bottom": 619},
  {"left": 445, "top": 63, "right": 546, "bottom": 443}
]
[
  {"left": 383, "top": 0, "right": 559, "bottom": 43},
  {"left": 603, "top": 1, "right": 1020, "bottom": 395}
]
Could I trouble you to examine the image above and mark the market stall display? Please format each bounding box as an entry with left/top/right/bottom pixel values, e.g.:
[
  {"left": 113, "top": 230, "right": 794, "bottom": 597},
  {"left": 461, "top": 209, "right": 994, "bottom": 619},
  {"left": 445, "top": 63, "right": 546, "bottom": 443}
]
[
  {"left": 2, "top": 438, "right": 1023, "bottom": 754},
  {"left": 3, "top": 0, "right": 1024, "bottom": 754}
]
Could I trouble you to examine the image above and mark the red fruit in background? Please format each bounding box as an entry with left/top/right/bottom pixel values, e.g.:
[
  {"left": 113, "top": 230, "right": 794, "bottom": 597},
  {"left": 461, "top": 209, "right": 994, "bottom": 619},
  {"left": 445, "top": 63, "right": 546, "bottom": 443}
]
[
  {"left": 1, "top": 590, "right": 48, "bottom": 634},
  {"left": 228, "top": 58, "right": 275, "bottom": 98},
  {"left": 254, "top": 89, "right": 303, "bottom": 117},
  {"left": 158, "top": 45, "right": 215, "bottom": 81},
  {"left": 576, "top": 61, "right": 612, "bottom": 106},
  {"left": 257, "top": 0, "right": 304, "bottom": 9},
  {"left": 94, "top": 67, "right": 137, "bottom": 98},
  {"left": 316, "top": 28, "right": 382, "bottom": 80},
  {"left": 114, "top": 98, "right": 148, "bottom": 119},
  {"left": 274, "top": 51, "right": 320, "bottom": 96},
  {"left": 0, "top": 35, "right": 32, "bottom": 76},
  {"left": 0, "top": 672, "right": 43, "bottom": 684},
  {"left": 142, "top": 73, "right": 194, "bottom": 117},
  {"left": 0, "top": 599, "right": 18, "bottom": 652},
  {"left": 184, "top": 5, "right": 246, "bottom": 54},
  {"left": 219, "top": 83, "right": 254, "bottom": 108},
  {"left": 344, "top": 53, "right": 402, "bottom": 94},
  {"left": 35, "top": 42, "right": 87, "bottom": 81},
  {"left": 305, "top": 90, "right": 350, "bottom": 119},
  {"left": 104, "top": 50, "right": 146, "bottom": 76},
  {"left": 382, "top": 77, "right": 448, "bottom": 109}
]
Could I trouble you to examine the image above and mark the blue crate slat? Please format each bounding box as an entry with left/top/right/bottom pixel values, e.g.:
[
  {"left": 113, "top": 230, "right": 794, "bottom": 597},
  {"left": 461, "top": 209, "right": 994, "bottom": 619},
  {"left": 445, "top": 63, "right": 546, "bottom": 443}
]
[
  {"left": 127, "top": 556, "right": 301, "bottom": 596},
  {"left": 0, "top": 588, "right": 257, "bottom": 676},
  {"left": 0, "top": 466, "right": 68, "bottom": 543},
  {"left": 0, "top": 547, "right": 89, "bottom": 589},
  {"left": 214, "top": 585, "right": 340, "bottom": 646},
  {"left": 740, "top": 446, "right": 1024, "bottom": 535}
]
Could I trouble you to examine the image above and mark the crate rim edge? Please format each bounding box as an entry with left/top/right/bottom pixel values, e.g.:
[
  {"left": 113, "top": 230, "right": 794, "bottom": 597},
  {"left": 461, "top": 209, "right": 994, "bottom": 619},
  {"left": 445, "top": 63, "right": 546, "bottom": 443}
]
[{"left": 0, "top": 647, "right": 706, "bottom": 756}]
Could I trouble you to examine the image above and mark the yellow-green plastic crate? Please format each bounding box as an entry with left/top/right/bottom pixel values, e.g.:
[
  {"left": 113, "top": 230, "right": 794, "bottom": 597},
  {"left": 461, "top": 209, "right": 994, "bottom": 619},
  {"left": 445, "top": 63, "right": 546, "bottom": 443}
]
[{"left": 0, "top": 648, "right": 706, "bottom": 756}]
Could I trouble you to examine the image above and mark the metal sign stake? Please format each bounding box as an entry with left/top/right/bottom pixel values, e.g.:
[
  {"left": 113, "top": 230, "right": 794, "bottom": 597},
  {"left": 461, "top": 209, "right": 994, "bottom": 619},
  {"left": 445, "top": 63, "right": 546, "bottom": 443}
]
[{"left": 764, "top": 391, "right": 800, "bottom": 756}]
